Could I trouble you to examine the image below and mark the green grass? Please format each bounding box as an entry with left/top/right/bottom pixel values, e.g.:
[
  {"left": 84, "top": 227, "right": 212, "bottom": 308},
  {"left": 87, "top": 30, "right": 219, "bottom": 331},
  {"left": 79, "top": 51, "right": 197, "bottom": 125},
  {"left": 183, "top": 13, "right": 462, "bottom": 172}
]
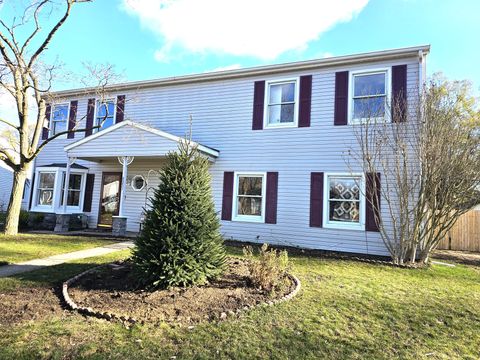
[
  {"left": 0, "top": 234, "right": 118, "bottom": 264},
  {"left": 0, "top": 245, "right": 479, "bottom": 359}
]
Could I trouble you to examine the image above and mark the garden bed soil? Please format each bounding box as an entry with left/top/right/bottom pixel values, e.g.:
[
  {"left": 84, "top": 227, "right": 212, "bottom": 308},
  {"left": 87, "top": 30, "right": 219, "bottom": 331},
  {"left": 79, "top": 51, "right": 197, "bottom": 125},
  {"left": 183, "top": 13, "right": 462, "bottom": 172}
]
[
  {"left": 0, "top": 287, "right": 68, "bottom": 326},
  {"left": 68, "top": 258, "right": 295, "bottom": 324}
]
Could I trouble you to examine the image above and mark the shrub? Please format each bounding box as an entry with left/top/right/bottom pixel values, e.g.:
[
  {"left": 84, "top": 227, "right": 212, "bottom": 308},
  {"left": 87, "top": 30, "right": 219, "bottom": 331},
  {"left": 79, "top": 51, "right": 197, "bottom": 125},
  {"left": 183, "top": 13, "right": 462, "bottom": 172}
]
[
  {"left": 243, "top": 243, "right": 290, "bottom": 293},
  {"left": 133, "top": 140, "right": 226, "bottom": 289}
]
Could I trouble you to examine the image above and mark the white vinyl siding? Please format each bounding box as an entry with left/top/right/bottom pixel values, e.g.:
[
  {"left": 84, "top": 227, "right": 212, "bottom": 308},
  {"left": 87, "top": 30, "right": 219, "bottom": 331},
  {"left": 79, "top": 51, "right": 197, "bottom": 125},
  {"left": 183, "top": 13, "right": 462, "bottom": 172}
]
[{"left": 34, "top": 57, "right": 420, "bottom": 256}]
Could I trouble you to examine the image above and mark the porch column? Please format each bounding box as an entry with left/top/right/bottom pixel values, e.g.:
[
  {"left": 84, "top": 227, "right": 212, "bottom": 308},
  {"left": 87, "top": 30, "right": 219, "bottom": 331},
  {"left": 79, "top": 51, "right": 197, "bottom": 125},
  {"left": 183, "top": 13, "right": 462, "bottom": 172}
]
[
  {"left": 113, "top": 156, "right": 134, "bottom": 236},
  {"left": 117, "top": 156, "right": 134, "bottom": 217}
]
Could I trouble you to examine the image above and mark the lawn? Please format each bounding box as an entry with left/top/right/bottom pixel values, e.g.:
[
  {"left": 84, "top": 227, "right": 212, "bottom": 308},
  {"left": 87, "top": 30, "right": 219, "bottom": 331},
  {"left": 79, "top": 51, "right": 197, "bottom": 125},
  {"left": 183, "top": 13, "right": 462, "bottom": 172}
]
[
  {"left": 0, "top": 234, "right": 118, "bottom": 264},
  {"left": 0, "top": 244, "right": 479, "bottom": 359}
]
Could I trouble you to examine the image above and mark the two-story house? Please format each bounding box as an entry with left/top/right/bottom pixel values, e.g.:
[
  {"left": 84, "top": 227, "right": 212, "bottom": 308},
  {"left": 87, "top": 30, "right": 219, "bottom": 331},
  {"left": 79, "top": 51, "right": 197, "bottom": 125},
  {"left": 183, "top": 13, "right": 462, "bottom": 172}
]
[{"left": 28, "top": 45, "right": 430, "bottom": 256}]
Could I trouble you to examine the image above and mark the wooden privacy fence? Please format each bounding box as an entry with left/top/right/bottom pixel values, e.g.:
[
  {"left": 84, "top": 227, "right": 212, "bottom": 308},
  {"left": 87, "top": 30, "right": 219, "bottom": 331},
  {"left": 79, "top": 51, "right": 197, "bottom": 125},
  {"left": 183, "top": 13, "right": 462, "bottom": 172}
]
[{"left": 437, "top": 210, "right": 480, "bottom": 252}]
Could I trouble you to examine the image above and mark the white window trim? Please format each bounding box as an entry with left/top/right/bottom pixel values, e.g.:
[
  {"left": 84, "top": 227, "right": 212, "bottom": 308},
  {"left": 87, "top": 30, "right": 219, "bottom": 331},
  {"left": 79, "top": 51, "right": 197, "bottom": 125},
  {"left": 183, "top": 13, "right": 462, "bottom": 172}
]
[
  {"left": 49, "top": 102, "right": 70, "bottom": 139},
  {"left": 94, "top": 97, "right": 117, "bottom": 133},
  {"left": 348, "top": 68, "right": 391, "bottom": 125},
  {"left": 131, "top": 175, "right": 147, "bottom": 192},
  {"left": 263, "top": 77, "right": 299, "bottom": 129},
  {"left": 323, "top": 173, "right": 365, "bottom": 231},
  {"left": 31, "top": 166, "right": 88, "bottom": 214},
  {"left": 232, "top": 171, "right": 266, "bottom": 223}
]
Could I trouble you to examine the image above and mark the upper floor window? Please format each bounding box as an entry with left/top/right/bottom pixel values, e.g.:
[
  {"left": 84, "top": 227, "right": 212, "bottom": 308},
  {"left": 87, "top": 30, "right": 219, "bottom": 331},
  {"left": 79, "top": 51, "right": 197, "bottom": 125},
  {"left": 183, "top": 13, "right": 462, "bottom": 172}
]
[
  {"left": 233, "top": 173, "right": 265, "bottom": 222},
  {"left": 350, "top": 69, "right": 390, "bottom": 123},
  {"left": 265, "top": 79, "right": 298, "bottom": 128},
  {"left": 51, "top": 103, "right": 69, "bottom": 136},
  {"left": 324, "top": 174, "right": 364, "bottom": 230},
  {"left": 96, "top": 99, "right": 115, "bottom": 131},
  {"left": 37, "top": 172, "right": 56, "bottom": 206}
]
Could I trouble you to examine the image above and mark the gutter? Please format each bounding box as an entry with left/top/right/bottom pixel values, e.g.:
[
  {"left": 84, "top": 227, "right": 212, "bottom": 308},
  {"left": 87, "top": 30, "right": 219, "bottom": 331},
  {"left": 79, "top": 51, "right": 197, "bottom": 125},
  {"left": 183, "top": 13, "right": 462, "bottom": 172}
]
[{"left": 50, "top": 45, "right": 430, "bottom": 98}]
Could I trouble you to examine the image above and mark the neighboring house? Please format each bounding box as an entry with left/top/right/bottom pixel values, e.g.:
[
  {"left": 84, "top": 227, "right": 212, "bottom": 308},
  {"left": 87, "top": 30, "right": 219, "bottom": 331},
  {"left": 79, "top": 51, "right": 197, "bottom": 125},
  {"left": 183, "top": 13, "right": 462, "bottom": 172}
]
[
  {"left": 29, "top": 45, "right": 429, "bottom": 256},
  {"left": 0, "top": 161, "right": 30, "bottom": 212}
]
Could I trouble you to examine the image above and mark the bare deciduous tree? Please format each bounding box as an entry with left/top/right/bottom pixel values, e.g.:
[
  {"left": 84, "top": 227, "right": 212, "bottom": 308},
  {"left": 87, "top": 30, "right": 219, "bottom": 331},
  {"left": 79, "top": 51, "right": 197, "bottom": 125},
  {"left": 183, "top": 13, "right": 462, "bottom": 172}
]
[
  {"left": 0, "top": 0, "right": 118, "bottom": 235},
  {"left": 348, "top": 75, "right": 480, "bottom": 265}
]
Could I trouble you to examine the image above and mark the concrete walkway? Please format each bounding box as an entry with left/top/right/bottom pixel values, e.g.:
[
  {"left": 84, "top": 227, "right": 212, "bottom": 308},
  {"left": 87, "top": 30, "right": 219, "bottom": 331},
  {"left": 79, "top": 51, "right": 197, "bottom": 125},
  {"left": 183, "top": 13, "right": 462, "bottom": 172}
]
[{"left": 0, "top": 241, "right": 134, "bottom": 278}]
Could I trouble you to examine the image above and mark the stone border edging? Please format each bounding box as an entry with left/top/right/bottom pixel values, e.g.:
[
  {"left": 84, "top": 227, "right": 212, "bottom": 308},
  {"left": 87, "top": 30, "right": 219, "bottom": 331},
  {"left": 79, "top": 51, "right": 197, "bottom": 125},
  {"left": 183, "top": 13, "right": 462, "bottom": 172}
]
[{"left": 61, "top": 262, "right": 301, "bottom": 326}]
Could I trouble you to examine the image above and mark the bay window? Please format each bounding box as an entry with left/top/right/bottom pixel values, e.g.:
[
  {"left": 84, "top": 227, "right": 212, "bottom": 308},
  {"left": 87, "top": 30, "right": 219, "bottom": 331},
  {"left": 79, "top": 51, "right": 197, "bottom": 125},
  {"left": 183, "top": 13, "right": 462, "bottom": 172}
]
[
  {"left": 233, "top": 173, "right": 266, "bottom": 222},
  {"left": 324, "top": 174, "right": 365, "bottom": 230},
  {"left": 265, "top": 78, "right": 298, "bottom": 128},
  {"left": 32, "top": 166, "right": 87, "bottom": 213},
  {"left": 349, "top": 69, "right": 390, "bottom": 123}
]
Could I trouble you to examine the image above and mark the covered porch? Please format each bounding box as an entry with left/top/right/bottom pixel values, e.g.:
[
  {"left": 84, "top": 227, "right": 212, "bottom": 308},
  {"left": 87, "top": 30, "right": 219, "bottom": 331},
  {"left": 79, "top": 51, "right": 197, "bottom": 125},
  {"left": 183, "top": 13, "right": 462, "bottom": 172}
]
[{"left": 59, "top": 120, "right": 219, "bottom": 235}]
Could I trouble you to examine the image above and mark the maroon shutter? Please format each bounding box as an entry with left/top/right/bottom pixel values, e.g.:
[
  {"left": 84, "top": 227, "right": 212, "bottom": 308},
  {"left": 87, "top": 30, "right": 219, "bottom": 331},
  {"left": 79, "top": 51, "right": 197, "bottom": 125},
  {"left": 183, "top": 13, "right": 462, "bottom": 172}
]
[
  {"left": 252, "top": 81, "right": 265, "bottom": 130},
  {"left": 221, "top": 172, "right": 234, "bottom": 220},
  {"left": 116, "top": 95, "right": 125, "bottom": 123},
  {"left": 334, "top": 71, "right": 349, "bottom": 126},
  {"left": 85, "top": 98, "right": 95, "bottom": 137},
  {"left": 67, "top": 100, "right": 78, "bottom": 139},
  {"left": 42, "top": 104, "right": 51, "bottom": 140},
  {"left": 28, "top": 173, "right": 36, "bottom": 210},
  {"left": 265, "top": 172, "right": 278, "bottom": 224},
  {"left": 298, "top": 75, "right": 312, "bottom": 127},
  {"left": 310, "top": 172, "right": 324, "bottom": 227},
  {"left": 83, "top": 174, "right": 95, "bottom": 212},
  {"left": 365, "top": 172, "right": 381, "bottom": 232},
  {"left": 392, "top": 65, "right": 407, "bottom": 123}
]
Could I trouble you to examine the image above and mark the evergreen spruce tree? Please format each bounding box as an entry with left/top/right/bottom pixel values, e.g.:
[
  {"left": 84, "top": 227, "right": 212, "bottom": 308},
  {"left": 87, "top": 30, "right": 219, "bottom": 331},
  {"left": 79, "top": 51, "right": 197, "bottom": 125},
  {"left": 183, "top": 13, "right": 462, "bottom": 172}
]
[{"left": 133, "top": 140, "right": 226, "bottom": 289}]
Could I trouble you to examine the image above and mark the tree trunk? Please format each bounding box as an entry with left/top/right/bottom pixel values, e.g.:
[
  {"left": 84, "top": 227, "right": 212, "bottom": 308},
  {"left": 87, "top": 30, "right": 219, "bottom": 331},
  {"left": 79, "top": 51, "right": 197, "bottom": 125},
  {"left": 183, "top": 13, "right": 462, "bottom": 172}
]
[{"left": 4, "top": 169, "right": 28, "bottom": 236}]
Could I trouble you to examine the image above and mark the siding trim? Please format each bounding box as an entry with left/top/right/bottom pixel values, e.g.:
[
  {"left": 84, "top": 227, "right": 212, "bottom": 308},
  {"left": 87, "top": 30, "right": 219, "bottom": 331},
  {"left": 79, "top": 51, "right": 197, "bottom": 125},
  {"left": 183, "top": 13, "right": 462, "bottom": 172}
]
[
  {"left": 67, "top": 100, "right": 78, "bottom": 139},
  {"left": 265, "top": 172, "right": 278, "bottom": 224},
  {"left": 85, "top": 98, "right": 96, "bottom": 137},
  {"left": 221, "top": 172, "right": 234, "bottom": 221},
  {"left": 392, "top": 64, "right": 407, "bottom": 123},
  {"left": 310, "top": 172, "right": 324, "bottom": 227},
  {"left": 252, "top": 81, "right": 265, "bottom": 130},
  {"left": 298, "top": 75, "right": 312, "bottom": 127},
  {"left": 334, "top": 72, "right": 348, "bottom": 126},
  {"left": 365, "top": 172, "right": 381, "bottom": 232}
]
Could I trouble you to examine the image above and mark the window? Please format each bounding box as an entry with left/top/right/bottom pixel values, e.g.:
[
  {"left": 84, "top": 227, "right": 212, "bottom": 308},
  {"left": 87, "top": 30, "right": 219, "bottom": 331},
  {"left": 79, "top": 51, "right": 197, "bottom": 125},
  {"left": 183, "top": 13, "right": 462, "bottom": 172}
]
[
  {"left": 32, "top": 166, "right": 87, "bottom": 213},
  {"left": 233, "top": 173, "right": 265, "bottom": 222},
  {"left": 131, "top": 175, "right": 146, "bottom": 191},
  {"left": 324, "top": 174, "right": 364, "bottom": 230},
  {"left": 96, "top": 99, "right": 115, "bottom": 131},
  {"left": 37, "top": 172, "right": 55, "bottom": 206},
  {"left": 61, "top": 173, "right": 83, "bottom": 207},
  {"left": 265, "top": 79, "right": 298, "bottom": 128},
  {"left": 350, "top": 69, "right": 390, "bottom": 123},
  {"left": 51, "top": 104, "right": 69, "bottom": 136}
]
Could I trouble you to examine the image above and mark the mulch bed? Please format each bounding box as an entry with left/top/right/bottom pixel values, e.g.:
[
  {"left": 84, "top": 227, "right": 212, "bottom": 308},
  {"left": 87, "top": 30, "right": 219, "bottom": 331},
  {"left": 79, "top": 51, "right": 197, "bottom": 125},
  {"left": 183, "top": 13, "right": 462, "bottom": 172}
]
[{"left": 67, "top": 258, "right": 295, "bottom": 325}]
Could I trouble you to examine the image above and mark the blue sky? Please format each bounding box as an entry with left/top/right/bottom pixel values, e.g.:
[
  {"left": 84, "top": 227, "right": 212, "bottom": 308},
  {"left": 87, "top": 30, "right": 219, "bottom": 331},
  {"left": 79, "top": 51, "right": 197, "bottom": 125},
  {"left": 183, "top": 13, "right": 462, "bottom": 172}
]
[{"left": 1, "top": 0, "right": 480, "bottom": 92}]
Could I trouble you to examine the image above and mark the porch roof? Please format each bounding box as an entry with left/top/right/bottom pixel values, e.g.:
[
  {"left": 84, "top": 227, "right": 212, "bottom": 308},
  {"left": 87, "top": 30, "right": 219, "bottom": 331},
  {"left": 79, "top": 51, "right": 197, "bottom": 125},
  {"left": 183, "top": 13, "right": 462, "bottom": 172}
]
[{"left": 64, "top": 121, "right": 219, "bottom": 160}]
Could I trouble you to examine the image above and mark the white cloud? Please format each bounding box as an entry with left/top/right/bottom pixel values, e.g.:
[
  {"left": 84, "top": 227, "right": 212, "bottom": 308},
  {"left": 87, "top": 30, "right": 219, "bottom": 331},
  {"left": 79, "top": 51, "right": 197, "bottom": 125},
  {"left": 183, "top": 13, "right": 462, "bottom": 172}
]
[{"left": 122, "top": 0, "right": 369, "bottom": 60}]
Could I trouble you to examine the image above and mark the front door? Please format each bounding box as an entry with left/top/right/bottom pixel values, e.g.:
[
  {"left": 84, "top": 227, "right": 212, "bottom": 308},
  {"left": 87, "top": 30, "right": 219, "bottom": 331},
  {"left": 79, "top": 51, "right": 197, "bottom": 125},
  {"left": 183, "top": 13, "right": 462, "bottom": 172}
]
[{"left": 98, "top": 172, "right": 122, "bottom": 228}]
